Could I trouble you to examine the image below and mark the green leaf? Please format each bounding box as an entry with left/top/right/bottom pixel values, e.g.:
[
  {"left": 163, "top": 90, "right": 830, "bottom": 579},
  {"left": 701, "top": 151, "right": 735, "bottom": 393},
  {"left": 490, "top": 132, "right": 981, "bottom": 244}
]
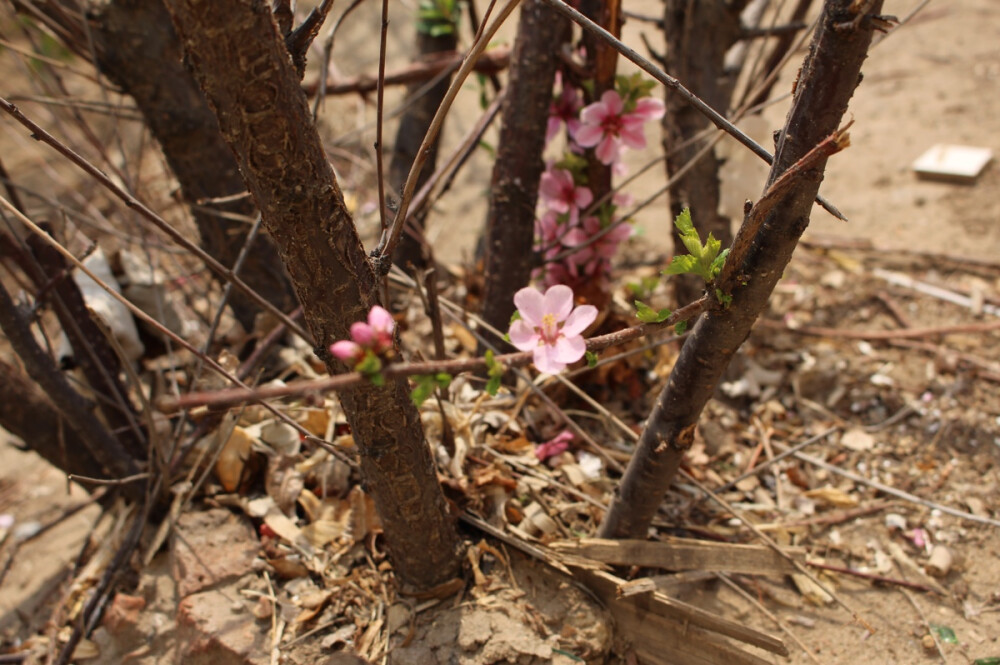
[
  {"left": 355, "top": 351, "right": 382, "bottom": 375},
  {"left": 973, "top": 659, "right": 1000, "bottom": 665},
  {"left": 709, "top": 247, "right": 730, "bottom": 278},
  {"left": 585, "top": 351, "right": 598, "bottom": 368},
  {"left": 673, "top": 207, "right": 695, "bottom": 236},
  {"left": 509, "top": 310, "right": 522, "bottom": 323},
  {"left": 410, "top": 375, "right": 436, "bottom": 407},
  {"left": 635, "top": 300, "right": 671, "bottom": 323},
  {"left": 485, "top": 375, "right": 501, "bottom": 396},
  {"left": 674, "top": 320, "right": 687, "bottom": 335},
  {"left": 663, "top": 254, "right": 698, "bottom": 276},
  {"left": 715, "top": 288, "right": 733, "bottom": 308}
]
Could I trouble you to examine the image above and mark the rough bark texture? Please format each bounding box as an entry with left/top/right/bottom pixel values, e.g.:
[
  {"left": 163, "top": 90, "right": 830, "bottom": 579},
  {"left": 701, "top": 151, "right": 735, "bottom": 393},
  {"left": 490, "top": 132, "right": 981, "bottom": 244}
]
[
  {"left": 479, "top": 0, "right": 568, "bottom": 342},
  {"left": 599, "top": 0, "right": 883, "bottom": 539},
  {"left": 0, "top": 357, "right": 109, "bottom": 482},
  {"left": 662, "top": 0, "right": 745, "bottom": 306},
  {"left": 389, "top": 29, "right": 458, "bottom": 271},
  {"left": 163, "top": 0, "right": 461, "bottom": 589},
  {"left": 87, "top": 0, "right": 298, "bottom": 331}
]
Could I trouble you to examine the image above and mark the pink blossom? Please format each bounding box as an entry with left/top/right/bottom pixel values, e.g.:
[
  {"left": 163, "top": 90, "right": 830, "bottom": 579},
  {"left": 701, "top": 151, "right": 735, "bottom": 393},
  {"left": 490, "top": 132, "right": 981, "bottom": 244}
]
[
  {"left": 547, "top": 73, "right": 583, "bottom": 143},
  {"left": 535, "top": 430, "right": 574, "bottom": 462},
  {"left": 330, "top": 340, "right": 363, "bottom": 363},
  {"left": 574, "top": 91, "right": 665, "bottom": 165},
  {"left": 539, "top": 167, "right": 592, "bottom": 224},
  {"left": 508, "top": 285, "right": 596, "bottom": 374},
  {"left": 329, "top": 305, "right": 395, "bottom": 364}
]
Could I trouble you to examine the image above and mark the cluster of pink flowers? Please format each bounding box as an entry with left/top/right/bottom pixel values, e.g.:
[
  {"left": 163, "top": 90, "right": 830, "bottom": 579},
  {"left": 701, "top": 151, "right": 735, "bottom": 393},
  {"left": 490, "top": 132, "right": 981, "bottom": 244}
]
[
  {"left": 534, "top": 75, "right": 664, "bottom": 290},
  {"left": 330, "top": 305, "right": 395, "bottom": 366}
]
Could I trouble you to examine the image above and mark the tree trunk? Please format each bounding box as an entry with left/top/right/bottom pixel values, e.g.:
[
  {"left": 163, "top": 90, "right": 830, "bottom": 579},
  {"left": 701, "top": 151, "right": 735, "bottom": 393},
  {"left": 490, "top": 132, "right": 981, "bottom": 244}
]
[
  {"left": 86, "top": 0, "right": 298, "bottom": 331},
  {"left": 600, "top": 0, "right": 883, "bottom": 539},
  {"left": 388, "top": 29, "right": 458, "bottom": 271},
  {"left": 162, "top": 0, "right": 461, "bottom": 590},
  {"left": 662, "top": 0, "right": 746, "bottom": 306},
  {"left": 479, "top": 0, "right": 568, "bottom": 343}
]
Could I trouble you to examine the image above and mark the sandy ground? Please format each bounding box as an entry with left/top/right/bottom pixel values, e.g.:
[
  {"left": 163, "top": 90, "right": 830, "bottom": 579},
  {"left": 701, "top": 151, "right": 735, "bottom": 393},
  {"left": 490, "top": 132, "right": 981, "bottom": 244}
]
[{"left": 0, "top": 1, "right": 998, "bottom": 663}]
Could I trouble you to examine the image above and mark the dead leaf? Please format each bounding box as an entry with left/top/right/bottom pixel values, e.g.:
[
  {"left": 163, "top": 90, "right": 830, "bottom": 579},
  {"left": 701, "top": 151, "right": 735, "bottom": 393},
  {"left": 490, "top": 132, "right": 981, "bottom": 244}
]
[
  {"left": 841, "top": 428, "right": 875, "bottom": 452},
  {"left": 215, "top": 426, "right": 258, "bottom": 493},
  {"left": 803, "top": 486, "right": 859, "bottom": 508}
]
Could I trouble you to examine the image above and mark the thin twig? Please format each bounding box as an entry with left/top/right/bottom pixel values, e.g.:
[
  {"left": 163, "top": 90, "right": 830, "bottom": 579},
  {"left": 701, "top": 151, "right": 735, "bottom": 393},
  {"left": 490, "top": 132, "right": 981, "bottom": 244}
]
[
  {"left": 718, "top": 573, "right": 822, "bottom": 665},
  {"left": 806, "top": 562, "right": 941, "bottom": 595},
  {"left": 375, "top": 0, "right": 390, "bottom": 233},
  {"left": 0, "top": 96, "right": 313, "bottom": 343},
  {"left": 758, "top": 318, "right": 1000, "bottom": 340},
  {"left": 374, "top": 0, "right": 523, "bottom": 267},
  {"left": 157, "top": 296, "right": 710, "bottom": 411},
  {"left": 537, "top": 0, "right": 846, "bottom": 221},
  {"left": 772, "top": 442, "right": 1000, "bottom": 528}
]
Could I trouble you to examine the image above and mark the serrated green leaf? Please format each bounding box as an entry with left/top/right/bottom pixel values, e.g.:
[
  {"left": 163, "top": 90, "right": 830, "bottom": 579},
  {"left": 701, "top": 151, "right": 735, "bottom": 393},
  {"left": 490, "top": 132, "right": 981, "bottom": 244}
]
[
  {"left": 704, "top": 233, "right": 721, "bottom": 261},
  {"left": 679, "top": 229, "right": 705, "bottom": 257},
  {"left": 673, "top": 208, "right": 695, "bottom": 236},
  {"left": 663, "top": 255, "right": 699, "bottom": 275}
]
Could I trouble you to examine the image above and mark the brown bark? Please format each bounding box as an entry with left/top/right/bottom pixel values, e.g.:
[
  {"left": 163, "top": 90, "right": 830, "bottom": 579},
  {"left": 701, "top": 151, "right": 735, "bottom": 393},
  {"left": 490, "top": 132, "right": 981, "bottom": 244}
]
[
  {"left": 599, "top": 0, "right": 883, "bottom": 539},
  {"left": 85, "top": 0, "right": 298, "bottom": 331},
  {"left": 162, "top": 0, "right": 461, "bottom": 589},
  {"left": 662, "top": 0, "right": 746, "bottom": 306},
  {"left": 0, "top": 357, "right": 109, "bottom": 482},
  {"left": 388, "top": 30, "right": 458, "bottom": 271},
  {"left": 479, "top": 0, "right": 568, "bottom": 342}
]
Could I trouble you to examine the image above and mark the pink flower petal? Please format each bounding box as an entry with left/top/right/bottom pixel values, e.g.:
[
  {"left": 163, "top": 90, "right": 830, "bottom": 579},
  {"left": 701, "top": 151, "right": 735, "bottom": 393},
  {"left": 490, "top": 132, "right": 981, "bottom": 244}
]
[
  {"left": 513, "top": 287, "right": 546, "bottom": 326},
  {"left": 508, "top": 320, "right": 539, "bottom": 351},
  {"left": 579, "top": 102, "right": 610, "bottom": 127},
  {"left": 573, "top": 186, "right": 594, "bottom": 210},
  {"left": 573, "top": 124, "right": 603, "bottom": 148},
  {"left": 633, "top": 97, "right": 665, "bottom": 120},
  {"left": 619, "top": 123, "right": 647, "bottom": 150},
  {"left": 330, "top": 340, "right": 361, "bottom": 362},
  {"left": 599, "top": 89, "right": 624, "bottom": 115},
  {"left": 542, "top": 284, "right": 574, "bottom": 321},
  {"left": 595, "top": 137, "right": 621, "bottom": 165},
  {"left": 535, "top": 430, "right": 574, "bottom": 461},
  {"left": 532, "top": 344, "right": 566, "bottom": 374},
  {"left": 553, "top": 334, "right": 586, "bottom": 364},
  {"left": 350, "top": 321, "right": 374, "bottom": 346},
  {"left": 368, "top": 305, "right": 394, "bottom": 333},
  {"left": 561, "top": 304, "right": 597, "bottom": 336}
]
